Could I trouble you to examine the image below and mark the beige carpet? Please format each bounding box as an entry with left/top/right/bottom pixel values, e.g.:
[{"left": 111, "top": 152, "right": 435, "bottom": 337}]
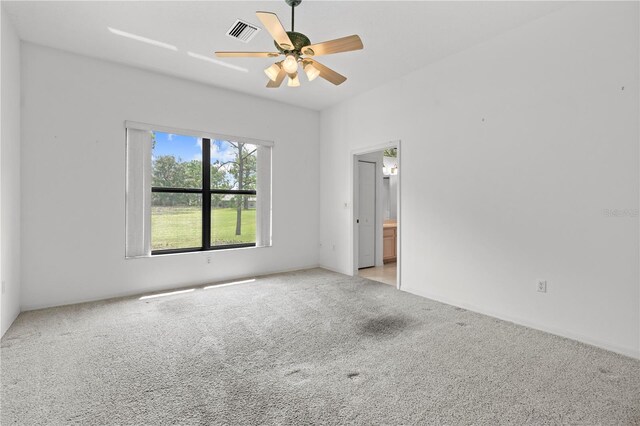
[{"left": 2, "top": 268, "right": 639, "bottom": 425}]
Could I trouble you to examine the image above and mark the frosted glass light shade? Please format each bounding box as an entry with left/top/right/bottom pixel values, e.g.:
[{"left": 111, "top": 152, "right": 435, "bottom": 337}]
[
  {"left": 303, "top": 63, "right": 320, "bottom": 81},
  {"left": 287, "top": 73, "right": 300, "bottom": 87},
  {"left": 264, "top": 63, "right": 281, "bottom": 81},
  {"left": 282, "top": 55, "right": 298, "bottom": 74}
]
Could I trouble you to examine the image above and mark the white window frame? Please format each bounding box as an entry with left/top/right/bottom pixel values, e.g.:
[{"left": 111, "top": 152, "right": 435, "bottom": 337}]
[{"left": 125, "top": 121, "right": 272, "bottom": 258}]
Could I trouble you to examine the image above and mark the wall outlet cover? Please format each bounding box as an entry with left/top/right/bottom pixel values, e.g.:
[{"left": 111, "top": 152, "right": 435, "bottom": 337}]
[{"left": 537, "top": 280, "right": 547, "bottom": 293}]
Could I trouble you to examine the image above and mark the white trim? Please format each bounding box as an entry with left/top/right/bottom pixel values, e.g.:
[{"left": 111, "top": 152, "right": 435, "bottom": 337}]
[
  {"left": 396, "top": 141, "right": 402, "bottom": 290},
  {"left": 125, "top": 128, "right": 153, "bottom": 258},
  {"left": 124, "top": 120, "right": 274, "bottom": 147},
  {"left": 20, "top": 264, "right": 321, "bottom": 312},
  {"left": 350, "top": 140, "right": 401, "bottom": 290},
  {"left": 319, "top": 265, "right": 349, "bottom": 275},
  {"left": 256, "top": 145, "right": 273, "bottom": 247},
  {"left": 125, "top": 121, "right": 273, "bottom": 256},
  {"left": 403, "top": 285, "right": 640, "bottom": 360},
  {"left": 125, "top": 244, "right": 271, "bottom": 260}
]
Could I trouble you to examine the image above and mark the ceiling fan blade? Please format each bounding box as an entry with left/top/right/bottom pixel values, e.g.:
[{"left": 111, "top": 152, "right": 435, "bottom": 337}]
[
  {"left": 266, "top": 65, "right": 287, "bottom": 88},
  {"left": 256, "top": 11, "right": 294, "bottom": 50},
  {"left": 301, "top": 35, "right": 363, "bottom": 57},
  {"left": 308, "top": 60, "right": 347, "bottom": 85},
  {"left": 215, "top": 52, "right": 280, "bottom": 58}
]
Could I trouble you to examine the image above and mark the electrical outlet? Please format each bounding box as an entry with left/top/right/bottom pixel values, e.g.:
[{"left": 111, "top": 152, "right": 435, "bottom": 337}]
[
  {"left": 207, "top": 256, "right": 211, "bottom": 264},
  {"left": 537, "top": 280, "right": 547, "bottom": 293}
]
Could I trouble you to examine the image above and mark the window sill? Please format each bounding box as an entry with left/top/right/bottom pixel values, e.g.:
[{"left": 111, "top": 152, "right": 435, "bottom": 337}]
[{"left": 126, "top": 244, "right": 271, "bottom": 260}]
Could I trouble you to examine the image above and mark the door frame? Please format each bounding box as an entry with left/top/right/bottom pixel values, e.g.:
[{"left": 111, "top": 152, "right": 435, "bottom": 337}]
[{"left": 350, "top": 140, "right": 401, "bottom": 290}]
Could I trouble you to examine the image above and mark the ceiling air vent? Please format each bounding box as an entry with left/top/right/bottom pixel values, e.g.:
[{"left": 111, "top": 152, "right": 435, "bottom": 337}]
[{"left": 226, "top": 19, "right": 261, "bottom": 43}]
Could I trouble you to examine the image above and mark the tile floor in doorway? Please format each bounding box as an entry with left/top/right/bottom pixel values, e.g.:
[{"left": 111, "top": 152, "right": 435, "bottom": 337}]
[{"left": 358, "top": 262, "right": 397, "bottom": 286}]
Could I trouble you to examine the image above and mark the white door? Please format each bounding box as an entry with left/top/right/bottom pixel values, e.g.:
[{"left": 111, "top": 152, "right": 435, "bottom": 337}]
[{"left": 358, "top": 161, "right": 376, "bottom": 268}]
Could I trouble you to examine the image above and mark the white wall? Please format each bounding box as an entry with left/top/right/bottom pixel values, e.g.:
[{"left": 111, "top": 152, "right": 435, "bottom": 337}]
[
  {"left": 319, "top": 2, "right": 640, "bottom": 358},
  {"left": 1, "top": 9, "right": 22, "bottom": 336},
  {"left": 21, "top": 43, "right": 320, "bottom": 310}
]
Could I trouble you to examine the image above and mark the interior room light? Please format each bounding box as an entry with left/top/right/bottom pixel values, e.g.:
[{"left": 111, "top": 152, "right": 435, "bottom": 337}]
[
  {"left": 282, "top": 54, "right": 298, "bottom": 74},
  {"left": 303, "top": 62, "right": 320, "bottom": 81},
  {"left": 287, "top": 73, "right": 300, "bottom": 87},
  {"left": 264, "top": 63, "right": 281, "bottom": 81}
]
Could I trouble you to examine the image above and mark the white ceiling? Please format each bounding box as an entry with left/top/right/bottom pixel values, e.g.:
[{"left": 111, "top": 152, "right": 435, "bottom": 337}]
[{"left": 3, "top": 1, "right": 567, "bottom": 110}]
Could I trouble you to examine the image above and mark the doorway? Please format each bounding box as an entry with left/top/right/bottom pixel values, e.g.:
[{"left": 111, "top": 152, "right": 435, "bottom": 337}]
[{"left": 352, "top": 142, "right": 400, "bottom": 288}]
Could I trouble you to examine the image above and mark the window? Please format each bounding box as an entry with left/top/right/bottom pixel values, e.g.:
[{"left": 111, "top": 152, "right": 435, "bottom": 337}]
[{"left": 125, "top": 123, "right": 271, "bottom": 257}]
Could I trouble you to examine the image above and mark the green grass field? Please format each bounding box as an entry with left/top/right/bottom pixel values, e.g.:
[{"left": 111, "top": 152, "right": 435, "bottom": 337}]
[{"left": 151, "top": 207, "right": 256, "bottom": 250}]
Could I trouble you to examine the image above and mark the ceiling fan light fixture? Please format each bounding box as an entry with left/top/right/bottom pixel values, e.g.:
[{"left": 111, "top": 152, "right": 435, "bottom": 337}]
[
  {"left": 264, "top": 63, "right": 281, "bottom": 81},
  {"left": 287, "top": 73, "right": 300, "bottom": 87},
  {"left": 282, "top": 54, "right": 299, "bottom": 74},
  {"left": 303, "top": 62, "right": 320, "bottom": 81},
  {"left": 217, "top": 1, "right": 363, "bottom": 88}
]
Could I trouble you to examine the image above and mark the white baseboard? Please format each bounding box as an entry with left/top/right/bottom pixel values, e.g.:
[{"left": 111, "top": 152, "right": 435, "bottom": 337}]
[
  {"left": 19, "top": 265, "right": 638, "bottom": 361},
  {"left": 403, "top": 285, "right": 640, "bottom": 360},
  {"left": 20, "top": 263, "right": 321, "bottom": 312},
  {"left": 318, "top": 264, "right": 349, "bottom": 275},
  {"left": 1, "top": 310, "right": 20, "bottom": 338}
]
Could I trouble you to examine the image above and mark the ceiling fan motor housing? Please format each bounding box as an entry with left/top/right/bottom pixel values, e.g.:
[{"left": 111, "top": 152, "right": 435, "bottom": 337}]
[{"left": 275, "top": 31, "right": 311, "bottom": 55}]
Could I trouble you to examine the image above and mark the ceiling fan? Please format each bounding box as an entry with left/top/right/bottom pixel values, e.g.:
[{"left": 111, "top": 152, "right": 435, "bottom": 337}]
[{"left": 215, "top": 0, "right": 363, "bottom": 88}]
